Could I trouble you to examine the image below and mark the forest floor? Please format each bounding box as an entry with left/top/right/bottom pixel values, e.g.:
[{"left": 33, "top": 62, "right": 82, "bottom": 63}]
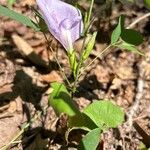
[{"left": 0, "top": 0, "right": 150, "bottom": 149}]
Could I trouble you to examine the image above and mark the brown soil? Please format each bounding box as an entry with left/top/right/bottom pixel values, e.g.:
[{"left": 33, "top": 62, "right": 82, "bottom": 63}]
[{"left": 0, "top": 0, "right": 150, "bottom": 149}]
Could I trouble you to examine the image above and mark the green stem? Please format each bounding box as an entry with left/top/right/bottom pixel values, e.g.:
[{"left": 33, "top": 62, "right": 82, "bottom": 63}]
[
  {"left": 71, "top": 36, "right": 88, "bottom": 94},
  {"left": 78, "top": 44, "right": 112, "bottom": 79},
  {"left": 84, "top": 0, "right": 95, "bottom": 34},
  {"left": 68, "top": 50, "right": 78, "bottom": 79},
  {"left": 87, "top": 0, "right": 95, "bottom": 27},
  {"left": 71, "top": 44, "right": 112, "bottom": 95}
]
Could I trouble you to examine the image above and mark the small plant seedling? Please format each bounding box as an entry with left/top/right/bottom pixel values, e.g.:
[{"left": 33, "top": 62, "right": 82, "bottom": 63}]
[{"left": 0, "top": 0, "right": 145, "bottom": 149}]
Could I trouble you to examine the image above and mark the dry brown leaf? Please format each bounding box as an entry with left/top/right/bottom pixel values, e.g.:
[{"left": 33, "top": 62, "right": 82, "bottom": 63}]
[
  {"left": 8, "top": 101, "right": 17, "bottom": 113},
  {"left": 40, "top": 71, "right": 63, "bottom": 83},
  {"left": 115, "top": 67, "right": 134, "bottom": 80},
  {"left": 12, "top": 34, "right": 48, "bottom": 68}
]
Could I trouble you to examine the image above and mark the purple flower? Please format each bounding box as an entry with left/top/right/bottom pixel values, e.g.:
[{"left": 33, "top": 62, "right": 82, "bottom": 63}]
[{"left": 37, "top": 0, "right": 83, "bottom": 51}]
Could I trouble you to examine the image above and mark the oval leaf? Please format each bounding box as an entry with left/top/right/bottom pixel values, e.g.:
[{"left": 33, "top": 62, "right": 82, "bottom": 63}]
[
  {"left": 83, "top": 100, "right": 124, "bottom": 128},
  {"left": 121, "top": 29, "right": 143, "bottom": 46}
]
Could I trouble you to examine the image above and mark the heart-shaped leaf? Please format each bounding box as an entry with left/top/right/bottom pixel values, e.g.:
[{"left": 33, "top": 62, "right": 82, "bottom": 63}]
[{"left": 83, "top": 100, "right": 124, "bottom": 128}]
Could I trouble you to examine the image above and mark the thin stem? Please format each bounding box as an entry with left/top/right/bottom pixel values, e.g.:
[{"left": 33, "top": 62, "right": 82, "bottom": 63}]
[
  {"left": 34, "top": 14, "right": 71, "bottom": 87},
  {"left": 71, "top": 33, "right": 90, "bottom": 94},
  {"left": 87, "top": 0, "right": 95, "bottom": 26},
  {"left": 83, "top": 0, "right": 95, "bottom": 34},
  {"left": 44, "top": 35, "right": 71, "bottom": 87},
  {"left": 78, "top": 44, "right": 112, "bottom": 78},
  {"left": 127, "top": 12, "right": 150, "bottom": 29},
  {"left": 0, "top": 123, "right": 29, "bottom": 150},
  {"left": 71, "top": 56, "right": 83, "bottom": 94},
  {"left": 71, "top": 44, "right": 112, "bottom": 94}
]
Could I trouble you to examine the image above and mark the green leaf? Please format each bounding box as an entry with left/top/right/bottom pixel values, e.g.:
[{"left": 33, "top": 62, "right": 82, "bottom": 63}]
[
  {"left": 68, "top": 113, "right": 98, "bottom": 131},
  {"left": 49, "top": 82, "right": 79, "bottom": 116},
  {"left": 121, "top": 29, "right": 143, "bottom": 46},
  {"left": 83, "top": 100, "right": 124, "bottom": 128},
  {"left": 82, "top": 32, "right": 97, "bottom": 61},
  {"left": 78, "top": 128, "right": 101, "bottom": 150},
  {"left": 0, "top": 5, "right": 40, "bottom": 31},
  {"left": 111, "top": 15, "right": 125, "bottom": 44},
  {"left": 117, "top": 42, "right": 144, "bottom": 56}
]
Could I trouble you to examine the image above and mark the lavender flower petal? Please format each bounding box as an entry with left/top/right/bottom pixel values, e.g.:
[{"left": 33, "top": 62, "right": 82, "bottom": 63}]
[{"left": 37, "top": 0, "right": 83, "bottom": 50}]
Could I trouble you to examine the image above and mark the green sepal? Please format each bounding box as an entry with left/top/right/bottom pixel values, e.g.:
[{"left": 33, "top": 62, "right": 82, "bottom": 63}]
[
  {"left": 68, "top": 50, "right": 78, "bottom": 78},
  {"left": 82, "top": 32, "right": 97, "bottom": 61}
]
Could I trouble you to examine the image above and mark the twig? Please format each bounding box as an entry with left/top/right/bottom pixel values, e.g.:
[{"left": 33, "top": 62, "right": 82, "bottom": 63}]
[
  {"left": 126, "top": 77, "right": 144, "bottom": 131},
  {"left": 127, "top": 12, "right": 150, "bottom": 29},
  {"left": 123, "top": 11, "right": 150, "bottom": 132}
]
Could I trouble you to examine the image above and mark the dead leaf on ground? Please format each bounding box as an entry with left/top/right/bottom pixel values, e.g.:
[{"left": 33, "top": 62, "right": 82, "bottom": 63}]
[
  {"left": 39, "top": 71, "right": 63, "bottom": 83},
  {"left": 12, "top": 34, "right": 48, "bottom": 68},
  {"left": 0, "top": 98, "right": 23, "bottom": 148}
]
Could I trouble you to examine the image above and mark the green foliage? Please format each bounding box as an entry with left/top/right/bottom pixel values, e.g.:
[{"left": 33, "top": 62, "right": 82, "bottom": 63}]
[
  {"left": 49, "top": 82, "right": 79, "bottom": 116},
  {"left": 69, "top": 100, "right": 124, "bottom": 150},
  {"left": 82, "top": 32, "right": 97, "bottom": 61},
  {"left": 140, "top": 142, "right": 150, "bottom": 150},
  {"left": 69, "top": 100, "right": 124, "bottom": 131},
  {"left": 78, "top": 128, "right": 101, "bottom": 150},
  {"left": 111, "top": 15, "right": 144, "bottom": 55},
  {"left": 116, "top": 41, "right": 144, "bottom": 56},
  {"left": 68, "top": 113, "right": 98, "bottom": 131},
  {"left": 68, "top": 50, "right": 78, "bottom": 78},
  {"left": 83, "top": 101, "right": 124, "bottom": 128},
  {"left": 0, "top": 5, "right": 40, "bottom": 31},
  {"left": 111, "top": 15, "right": 125, "bottom": 44},
  {"left": 111, "top": 15, "right": 143, "bottom": 46},
  {"left": 121, "top": 29, "right": 143, "bottom": 46}
]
